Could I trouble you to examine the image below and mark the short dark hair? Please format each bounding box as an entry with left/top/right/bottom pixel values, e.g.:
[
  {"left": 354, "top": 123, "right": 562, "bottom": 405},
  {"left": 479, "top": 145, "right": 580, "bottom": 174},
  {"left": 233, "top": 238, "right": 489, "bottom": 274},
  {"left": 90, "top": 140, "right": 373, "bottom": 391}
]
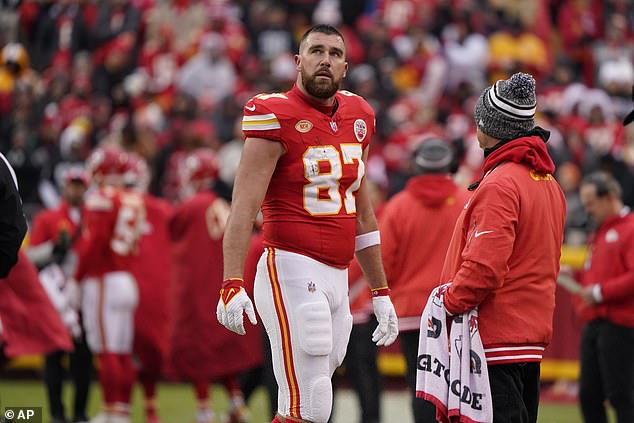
[
  {"left": 582, "top": 172, "right": 622, "bottom": 199},
  {"left": 299, "top": 24, "right": 345, "bottom": 50}
]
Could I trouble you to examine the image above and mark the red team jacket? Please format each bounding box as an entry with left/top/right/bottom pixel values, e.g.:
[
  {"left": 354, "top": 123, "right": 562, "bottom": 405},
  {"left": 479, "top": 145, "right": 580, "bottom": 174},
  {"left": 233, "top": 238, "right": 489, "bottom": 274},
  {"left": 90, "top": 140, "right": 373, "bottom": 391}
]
[
  {"left": 75, "top": 187, "right": 145, "bottom": 280},
  {"left": 441, "top": 135, "right": 566, "bottom": 364},
  {"left": 579, "top": 210, "right": 634, "bottom": 327},
  {"left": 242, "top": 85, "right": 375, "bottom": 268},
  {"left": 30, "top": 201, "right": 81, "bottom": 247},
  {"left": 380, "top": 174, "right": 470, "bottom": 331}
]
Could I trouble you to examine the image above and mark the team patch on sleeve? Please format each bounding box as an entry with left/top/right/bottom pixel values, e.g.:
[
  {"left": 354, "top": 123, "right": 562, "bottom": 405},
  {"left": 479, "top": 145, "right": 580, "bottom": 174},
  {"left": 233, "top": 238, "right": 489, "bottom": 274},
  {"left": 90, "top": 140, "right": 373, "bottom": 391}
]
[{"left": 242, "top": 113, "right": 281, "bottom": 131}]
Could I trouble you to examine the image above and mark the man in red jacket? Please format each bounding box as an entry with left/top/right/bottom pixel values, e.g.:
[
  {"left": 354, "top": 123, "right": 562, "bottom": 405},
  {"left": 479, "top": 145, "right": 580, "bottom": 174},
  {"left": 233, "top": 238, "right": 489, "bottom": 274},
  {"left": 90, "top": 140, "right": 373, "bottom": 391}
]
[
  {"left": 437, "top": 73, "right": 566, "bottom": 423},
  {"left": 381, "top": 138, "right": 470, "bottom": 423},
  {"left": 577, "top": 172, "right": 634, "bottom": 423}
]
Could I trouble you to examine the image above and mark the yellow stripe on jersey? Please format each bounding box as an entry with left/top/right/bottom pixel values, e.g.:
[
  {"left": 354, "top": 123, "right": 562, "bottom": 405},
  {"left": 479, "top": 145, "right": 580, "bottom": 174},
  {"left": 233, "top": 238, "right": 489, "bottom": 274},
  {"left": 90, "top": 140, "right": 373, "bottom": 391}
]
[{"left": 242, "top": 113, "right": 281, "bottom": 131}]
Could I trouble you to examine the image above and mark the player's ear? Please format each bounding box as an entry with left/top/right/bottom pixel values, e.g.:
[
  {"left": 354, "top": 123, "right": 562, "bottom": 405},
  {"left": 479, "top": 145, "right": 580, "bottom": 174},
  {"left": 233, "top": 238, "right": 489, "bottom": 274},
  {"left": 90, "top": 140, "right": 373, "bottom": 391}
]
[
  {"left": 294, "top": 54, "right": 301, "bottom": 71},
  {"left": 343, "top": 62, "right": 348, "bottom": 78}
]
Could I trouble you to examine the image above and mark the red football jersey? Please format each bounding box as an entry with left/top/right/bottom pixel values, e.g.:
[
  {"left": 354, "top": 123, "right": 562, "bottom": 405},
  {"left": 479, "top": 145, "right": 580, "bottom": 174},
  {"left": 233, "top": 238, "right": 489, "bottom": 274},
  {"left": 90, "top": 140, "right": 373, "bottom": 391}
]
[
  {"left": 75, "top": 187, "right": 145, "bottom": 280},
  {"left": 168, "top": 191, "right": 262, "bottom": 380},
  {"left": 242, "top": 85, "right": 375, "bottom": 268}
]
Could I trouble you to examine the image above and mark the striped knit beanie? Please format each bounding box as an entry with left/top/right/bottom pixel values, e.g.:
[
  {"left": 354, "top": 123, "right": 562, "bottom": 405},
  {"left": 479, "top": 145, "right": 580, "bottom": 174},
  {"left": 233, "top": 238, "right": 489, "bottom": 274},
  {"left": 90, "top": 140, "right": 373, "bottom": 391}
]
[{"left": 474, "top": 73, "right": 537, "bottom": 141}]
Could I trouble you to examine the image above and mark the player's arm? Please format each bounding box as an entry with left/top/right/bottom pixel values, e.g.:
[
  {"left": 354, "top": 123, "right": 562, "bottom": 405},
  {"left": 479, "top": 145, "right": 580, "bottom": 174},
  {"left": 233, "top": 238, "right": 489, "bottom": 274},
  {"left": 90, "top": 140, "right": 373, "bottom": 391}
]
[
  {"left": 355, "top": 148, "right": 398, "bottom": 346},
  {"left": 223, "top": 137, "right": 284, "bottom": 279},
  {"left": 218, "top": 137, "right": 284, "bottom": 335}
]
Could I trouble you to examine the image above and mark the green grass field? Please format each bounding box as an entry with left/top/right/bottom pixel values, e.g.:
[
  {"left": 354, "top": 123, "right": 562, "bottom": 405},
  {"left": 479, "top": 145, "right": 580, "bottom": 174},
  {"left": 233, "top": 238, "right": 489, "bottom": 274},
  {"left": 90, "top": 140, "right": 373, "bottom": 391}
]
[{"left": 0, "top": 380, "right": 586, "bottom": 423}]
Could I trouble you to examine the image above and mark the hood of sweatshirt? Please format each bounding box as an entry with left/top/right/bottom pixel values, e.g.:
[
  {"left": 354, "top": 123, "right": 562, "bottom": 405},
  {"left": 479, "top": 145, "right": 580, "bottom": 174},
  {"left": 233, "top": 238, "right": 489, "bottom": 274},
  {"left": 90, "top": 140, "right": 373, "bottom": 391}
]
[{"left": 405, "top": 174, "right": 458, "bottom": 207}]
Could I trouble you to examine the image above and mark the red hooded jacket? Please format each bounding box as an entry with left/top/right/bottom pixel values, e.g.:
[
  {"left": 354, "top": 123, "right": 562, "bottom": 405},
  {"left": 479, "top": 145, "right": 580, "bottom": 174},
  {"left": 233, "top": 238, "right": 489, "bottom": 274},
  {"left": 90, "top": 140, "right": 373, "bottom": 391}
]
[
  {"left": 578, "top": 209, "right": 634, "bottom": 327},
  {"left": 380, "top": 174, "right": 470, "bottom": 331},
  {"left": 441, "top": 135, "right": 566, "bottom": 365}
]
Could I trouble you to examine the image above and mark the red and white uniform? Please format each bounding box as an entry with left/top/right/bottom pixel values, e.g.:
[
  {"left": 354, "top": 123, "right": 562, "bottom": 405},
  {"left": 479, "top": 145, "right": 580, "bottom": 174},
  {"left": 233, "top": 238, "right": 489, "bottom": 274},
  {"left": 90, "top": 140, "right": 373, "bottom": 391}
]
[
  {"left": 244, "top": 85, "right": 374, "bottom": 268},
  {"left": 75, "top": 187, "right": 145, "bottom": 353},
  {"left": 0, "top": 252, "right": 73, "bottom": 357},
  {"left": 243, "top": 85, "right": 375, "bottom": 422},
  {"left": 441, "top": 135, "right": 566, "bottom": 365},
  {"left": 131, "top": 194, "right": 173, "bottom": 376},
  {"left": 168, "top": 191, "right": 262, "bottom": 382}
]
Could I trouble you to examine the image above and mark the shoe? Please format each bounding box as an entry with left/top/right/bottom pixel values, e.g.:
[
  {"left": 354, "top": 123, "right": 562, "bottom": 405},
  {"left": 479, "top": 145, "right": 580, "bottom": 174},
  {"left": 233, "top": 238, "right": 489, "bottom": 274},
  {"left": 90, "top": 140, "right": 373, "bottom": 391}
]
[{"left": 108, "top": 415, "right": 130, "bottom": 423}]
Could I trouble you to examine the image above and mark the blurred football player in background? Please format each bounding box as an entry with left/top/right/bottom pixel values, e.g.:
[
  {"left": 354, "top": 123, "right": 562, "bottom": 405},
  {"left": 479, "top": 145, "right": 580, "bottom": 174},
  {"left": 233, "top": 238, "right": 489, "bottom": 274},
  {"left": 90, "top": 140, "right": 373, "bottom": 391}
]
[
  {"left": 75, "top": 147, "right": 145, "bottom": 423},
  {"left": 169, "top": 148, "right": 262, "bottom": 423}
]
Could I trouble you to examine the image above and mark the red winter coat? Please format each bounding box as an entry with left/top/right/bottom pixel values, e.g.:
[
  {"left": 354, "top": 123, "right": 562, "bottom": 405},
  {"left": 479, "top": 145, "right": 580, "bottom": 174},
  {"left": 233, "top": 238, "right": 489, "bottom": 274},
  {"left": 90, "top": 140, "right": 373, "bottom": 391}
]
[
  {"left": 578, "top": 210, "right": 634, "bottom": 327},
  {"left": 380, "top": 174, "right": 470, "bottom": 331},
  {"left": 442, "top": 135, "right": 566, "bottom": 365}
]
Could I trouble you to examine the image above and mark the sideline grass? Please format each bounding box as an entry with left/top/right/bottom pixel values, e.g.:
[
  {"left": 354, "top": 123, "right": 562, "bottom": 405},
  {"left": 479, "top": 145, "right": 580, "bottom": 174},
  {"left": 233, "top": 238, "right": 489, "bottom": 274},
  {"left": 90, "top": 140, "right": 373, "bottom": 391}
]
[{"left": 0, "top": 380, "right": 585, "bottom": 422}]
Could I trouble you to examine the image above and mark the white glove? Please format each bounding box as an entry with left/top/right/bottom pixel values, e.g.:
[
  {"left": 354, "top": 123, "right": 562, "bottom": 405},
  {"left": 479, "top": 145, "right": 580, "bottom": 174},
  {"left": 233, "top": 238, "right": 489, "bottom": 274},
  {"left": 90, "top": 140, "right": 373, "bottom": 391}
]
[
  {"left": 216, "top": 286, "right": 257, "bottom": 335},
  {"left": 372, "top": 296, "right": 399, "bottom": 346}
]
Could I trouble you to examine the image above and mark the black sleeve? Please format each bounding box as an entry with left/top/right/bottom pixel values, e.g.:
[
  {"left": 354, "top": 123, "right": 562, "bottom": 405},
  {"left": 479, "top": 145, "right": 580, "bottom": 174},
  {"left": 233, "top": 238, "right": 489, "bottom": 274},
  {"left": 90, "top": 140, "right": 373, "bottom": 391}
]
[{"left": 0, "top": 156, "right": 27, "bottom": 278}]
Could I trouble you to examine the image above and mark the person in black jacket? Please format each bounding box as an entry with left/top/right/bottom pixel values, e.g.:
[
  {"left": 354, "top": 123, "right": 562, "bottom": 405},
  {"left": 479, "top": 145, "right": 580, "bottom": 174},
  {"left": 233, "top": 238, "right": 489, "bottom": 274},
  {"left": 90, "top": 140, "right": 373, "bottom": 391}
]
[{"left": 0, "top": 151, "right": 27, "bottom": 278}]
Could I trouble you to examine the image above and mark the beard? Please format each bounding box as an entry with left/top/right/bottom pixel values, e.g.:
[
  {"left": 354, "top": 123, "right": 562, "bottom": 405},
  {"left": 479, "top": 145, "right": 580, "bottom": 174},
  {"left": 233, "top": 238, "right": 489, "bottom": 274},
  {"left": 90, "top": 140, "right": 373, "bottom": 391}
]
[{"left": 301, "top": 68, "right": 341, "bottom": 99}]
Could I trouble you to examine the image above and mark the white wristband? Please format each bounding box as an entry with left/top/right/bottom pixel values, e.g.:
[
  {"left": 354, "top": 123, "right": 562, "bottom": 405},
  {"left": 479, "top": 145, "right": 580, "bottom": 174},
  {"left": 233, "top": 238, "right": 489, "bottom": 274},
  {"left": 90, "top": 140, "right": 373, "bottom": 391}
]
[{"left": 355, "top": 230, "right": 381, "bottom": 252}]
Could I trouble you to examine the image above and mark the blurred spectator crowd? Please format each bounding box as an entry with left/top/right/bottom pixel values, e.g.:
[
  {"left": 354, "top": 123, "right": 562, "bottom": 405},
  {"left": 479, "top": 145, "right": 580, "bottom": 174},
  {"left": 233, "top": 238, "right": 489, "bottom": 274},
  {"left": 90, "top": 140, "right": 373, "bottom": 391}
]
[{"left": 0, "top": 0, "right": 633, "bottom": 245}]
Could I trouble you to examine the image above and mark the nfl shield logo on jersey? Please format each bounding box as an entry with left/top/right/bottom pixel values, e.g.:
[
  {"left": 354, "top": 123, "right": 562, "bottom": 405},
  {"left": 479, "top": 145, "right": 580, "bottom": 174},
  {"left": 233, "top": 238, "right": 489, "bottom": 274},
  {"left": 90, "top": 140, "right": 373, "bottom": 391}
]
[
  {"left": 330, "top": 121, "right": 338, "bottom": 132},
  {"left": 354, "top": 119, "right": 367, "bottom": 142}
]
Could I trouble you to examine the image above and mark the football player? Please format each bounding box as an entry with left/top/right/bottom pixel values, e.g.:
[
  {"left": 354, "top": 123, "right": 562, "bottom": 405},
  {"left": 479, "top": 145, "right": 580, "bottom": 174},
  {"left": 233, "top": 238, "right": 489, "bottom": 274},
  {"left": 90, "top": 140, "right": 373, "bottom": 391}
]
[
  {"left": 217, "top": 25, "right": 398, "bottom": 423},
  {"left": 75, "top": 147, "right": 145, "bottom": 423},
  {"left": 169, "top": 148, "right": 262, "bottom": 423}
]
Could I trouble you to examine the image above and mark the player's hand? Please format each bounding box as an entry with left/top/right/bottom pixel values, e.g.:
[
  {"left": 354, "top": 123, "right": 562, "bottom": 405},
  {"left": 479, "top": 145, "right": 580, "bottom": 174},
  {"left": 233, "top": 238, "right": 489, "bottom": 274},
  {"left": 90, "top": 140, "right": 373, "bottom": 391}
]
[
  {"left": 216, "top": 278, "right": 257, "bottom": 335},
  {"left": 372, "top": 294, "right": 399, "bottom": 346}
]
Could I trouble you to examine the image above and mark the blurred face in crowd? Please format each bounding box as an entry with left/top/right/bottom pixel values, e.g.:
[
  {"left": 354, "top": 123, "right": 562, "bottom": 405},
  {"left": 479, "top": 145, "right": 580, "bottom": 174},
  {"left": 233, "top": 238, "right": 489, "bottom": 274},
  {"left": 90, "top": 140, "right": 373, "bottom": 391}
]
[
  {"left": 296, "top": 31, "right": 347, "bottom": 101},
  {"left": 63, "top": 180, "right": 87, "bottom": 207},
  {"left": 580, "top": 183, "right": 616, "bottom": 226}
]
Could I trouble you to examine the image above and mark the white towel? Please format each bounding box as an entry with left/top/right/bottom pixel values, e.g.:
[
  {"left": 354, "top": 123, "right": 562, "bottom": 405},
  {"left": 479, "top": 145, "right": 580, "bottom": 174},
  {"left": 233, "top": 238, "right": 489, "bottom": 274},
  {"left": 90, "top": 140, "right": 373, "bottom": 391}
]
[{"left": 416, "top": 285, "right": 492, "bottom": 423}]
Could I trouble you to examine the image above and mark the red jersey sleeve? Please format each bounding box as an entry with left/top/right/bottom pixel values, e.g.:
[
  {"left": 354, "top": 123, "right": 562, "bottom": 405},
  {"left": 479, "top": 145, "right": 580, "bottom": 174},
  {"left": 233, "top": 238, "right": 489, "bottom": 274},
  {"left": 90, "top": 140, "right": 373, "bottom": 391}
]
[
  {"left": 241, "top": 94, "right": 286, "bottom": 147},
  {"left": 443, "top": 182, "right": 519, "bottom": 315}
]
